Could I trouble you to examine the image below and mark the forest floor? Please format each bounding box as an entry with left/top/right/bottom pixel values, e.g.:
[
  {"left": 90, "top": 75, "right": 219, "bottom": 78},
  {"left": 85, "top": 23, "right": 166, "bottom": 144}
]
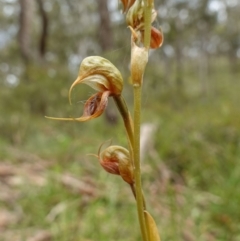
[{"left": 0, "top": 64, "right": 240, "bottom": 241}]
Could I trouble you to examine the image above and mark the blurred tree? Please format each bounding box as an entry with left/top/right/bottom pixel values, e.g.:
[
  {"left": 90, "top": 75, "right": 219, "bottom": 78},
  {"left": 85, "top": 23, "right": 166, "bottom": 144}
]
[
  {"left": 36, "top": 0, "right": 48, "bottom": 60},
  {"left": 97, "top": 0, "right": 118, "bottom": 124},
  {"left": 97, "top": 0, "right": 113, "bottom": 51},
  {"left": 194, "top": 0, "right": 217, "bottom": 95},
  {"left": 224, "top": 1, "right": 240, "bottom": 73},
  {"left": 18, "top": 0, "right": 33, "bottom": 64}
]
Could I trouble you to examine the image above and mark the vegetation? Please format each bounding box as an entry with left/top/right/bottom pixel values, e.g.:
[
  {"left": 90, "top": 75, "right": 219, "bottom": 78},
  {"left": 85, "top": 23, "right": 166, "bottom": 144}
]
[
  {"left": 0, "top": 0, "right": 240, "bottom": 240},
  {"left": 1, "top": 59, "right": 240, "bottom": 240}
]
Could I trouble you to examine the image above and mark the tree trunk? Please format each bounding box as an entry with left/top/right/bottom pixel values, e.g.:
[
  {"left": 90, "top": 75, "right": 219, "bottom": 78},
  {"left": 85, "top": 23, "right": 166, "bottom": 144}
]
[
  {"left": 36, "top": 0, "right": 48, "bottom": 60},
  {"left": 97, "top": 0, "right": 118, "bottom": 125},
  {"left": 18, "top": 0, "right": 33, "bottom": 63},
  {"left": 97, "top": 0, "right": 113, "bottom": 51}
]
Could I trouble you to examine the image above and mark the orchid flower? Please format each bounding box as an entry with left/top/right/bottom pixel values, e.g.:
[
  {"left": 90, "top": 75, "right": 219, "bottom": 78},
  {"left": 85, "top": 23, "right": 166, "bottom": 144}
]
[
  {"left": 126, "top": 0, "right": 163, "bottom": 49},
  {"left": 98, "top": 145, "right": 134, "bottom": 185},
  {"left": 46, "top": 56, "right": 123, "bottom": 122}
]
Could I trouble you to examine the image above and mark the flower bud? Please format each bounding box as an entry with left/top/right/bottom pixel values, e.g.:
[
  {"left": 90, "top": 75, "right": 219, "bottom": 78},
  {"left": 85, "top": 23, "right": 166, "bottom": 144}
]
[
  {"left": 99, "top": 145, "right": 134, "bottom": 184},
  {"left": 69, "top": 56, "right": 123, "bottom": 104}
]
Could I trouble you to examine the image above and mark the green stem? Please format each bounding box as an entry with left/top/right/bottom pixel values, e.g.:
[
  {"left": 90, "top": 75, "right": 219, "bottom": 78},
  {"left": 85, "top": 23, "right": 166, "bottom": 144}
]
[
  {"left": 114, "top": 90, "right": 148, "bottom": 241},
  {"left": 143, "top": 0, "right": 152, "bottom": 49},
  {"left": 129, "top": 184, "right": 147, "bottom": 211},
  {"left": 133, "top": 84, "right": 149, "bottom": 241},
  {"left": 113, "top": 95, "right": 134, "bottom": 149},
  {"left": 113, "top": 95, "right": 147, "bottom": 211}
]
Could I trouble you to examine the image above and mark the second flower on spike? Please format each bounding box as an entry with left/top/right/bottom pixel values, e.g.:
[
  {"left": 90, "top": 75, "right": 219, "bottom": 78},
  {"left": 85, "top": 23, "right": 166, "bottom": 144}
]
[{"left": 98, "top": 145, "right": 134, "bottom": 185}]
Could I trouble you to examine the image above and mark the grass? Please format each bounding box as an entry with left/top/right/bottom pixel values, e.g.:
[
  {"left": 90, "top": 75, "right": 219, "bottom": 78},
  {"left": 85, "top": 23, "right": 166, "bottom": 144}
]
[{"left": 0, "top": 59, "right": 240, "bottom": 240}]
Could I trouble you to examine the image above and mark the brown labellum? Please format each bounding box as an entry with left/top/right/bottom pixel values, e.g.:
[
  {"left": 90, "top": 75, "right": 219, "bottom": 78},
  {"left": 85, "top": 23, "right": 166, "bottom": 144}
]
[{"left": 85, "top": 93, "right": 102, "bottom": 116}]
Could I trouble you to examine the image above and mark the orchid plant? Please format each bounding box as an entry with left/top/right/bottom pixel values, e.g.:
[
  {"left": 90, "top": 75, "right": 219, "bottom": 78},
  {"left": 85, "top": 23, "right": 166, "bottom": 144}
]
[{"left": 46, "top": 1, "right": 163, "bottom": 240}]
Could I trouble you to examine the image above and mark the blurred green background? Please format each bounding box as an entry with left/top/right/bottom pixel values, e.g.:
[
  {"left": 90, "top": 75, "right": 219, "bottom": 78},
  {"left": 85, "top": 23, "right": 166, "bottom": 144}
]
[{"left": 0, "top": 0, "right": 240, "bottom": 240}]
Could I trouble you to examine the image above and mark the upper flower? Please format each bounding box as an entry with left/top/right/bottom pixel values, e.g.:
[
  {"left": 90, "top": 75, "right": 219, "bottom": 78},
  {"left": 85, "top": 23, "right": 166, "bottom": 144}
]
[
  {"left": 126, "top": 0, "right": 164, "bottom": 49},
  {"left": 46, "top": 56, "right": 123, "bottom": 122}
]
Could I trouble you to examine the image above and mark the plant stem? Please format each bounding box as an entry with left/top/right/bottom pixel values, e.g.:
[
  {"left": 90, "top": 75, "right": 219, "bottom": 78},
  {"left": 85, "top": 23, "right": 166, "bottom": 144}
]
[
  {"left": 130, "top": 183, "right": 136, "bottom": 199},
  {"left": 133, "top": 84, "right": 149, "bottom": 241},
  {"left": 113, "top": 94, "right": 148, "bottom": 208},
  {"left": 113, "top": 95, "right": 134, "bottom": 148},
  {"left": 117, "top": 2, "right": 153, "bottom": 241},
  {"left": 129, "top": 184, "right": 147, "bottom": 210},
  {"left": 143, "top": 0, "right": 152, "bottom": 49}
]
